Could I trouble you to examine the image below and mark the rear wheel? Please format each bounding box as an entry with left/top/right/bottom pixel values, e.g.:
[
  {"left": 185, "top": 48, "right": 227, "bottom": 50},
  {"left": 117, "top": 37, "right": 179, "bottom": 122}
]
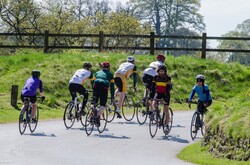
[
  {"left": 190, "top": 112, "right": 199, "bottom": 140},
  {"left": 97, "top": 108, "right": 108, "bottom": 133},
  {"left": 63, "top": 101, "right": 76, "bottom": 129},
  {"left": 29, "top": 107, "right": 39, "bottom": 133},
  {"left": 121, "top": 95, "right": 135, "bottom": 121},
  {"left": 19, "top": 109, "right": 28, "bottom": 135},
  {"left": 136, "top": 99, "right": 148, "bottom": 125},
  {"left": 149, "top": 111, "right": 159, "bottom": 138}
]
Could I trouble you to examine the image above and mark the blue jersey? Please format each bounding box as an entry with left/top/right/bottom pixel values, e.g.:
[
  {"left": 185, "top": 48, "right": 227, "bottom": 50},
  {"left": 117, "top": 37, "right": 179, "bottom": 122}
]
[
  {"left": 189, "top": 84, "right": 212, "bottom": 102},
  {"left": 21, "top": 77, "right": 43, "bottom": 96}
]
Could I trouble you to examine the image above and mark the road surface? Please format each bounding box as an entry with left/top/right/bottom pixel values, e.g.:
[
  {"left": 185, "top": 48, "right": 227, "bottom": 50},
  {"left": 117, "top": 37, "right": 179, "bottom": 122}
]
[{"left": 0, "top": 111, "right": 203, "bottom": 165}]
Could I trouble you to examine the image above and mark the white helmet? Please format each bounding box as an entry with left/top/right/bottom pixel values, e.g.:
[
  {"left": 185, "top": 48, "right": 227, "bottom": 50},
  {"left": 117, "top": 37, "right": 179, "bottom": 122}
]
[
  {"left": 127, "top": 56, "right": 135, "bottom": 62},
  {"left": 196, "top": 74, "right": 205, "bottom": 82}
]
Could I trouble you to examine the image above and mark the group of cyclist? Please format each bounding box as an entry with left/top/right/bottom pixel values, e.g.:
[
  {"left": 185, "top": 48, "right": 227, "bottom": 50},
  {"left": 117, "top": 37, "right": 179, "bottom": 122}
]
[{"left": 20, "top": 54, "right": 212, "bottom": 130}]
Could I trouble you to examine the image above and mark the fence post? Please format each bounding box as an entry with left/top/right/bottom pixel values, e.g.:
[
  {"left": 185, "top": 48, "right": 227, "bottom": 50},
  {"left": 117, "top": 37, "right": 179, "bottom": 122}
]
[
  {"left": 44, "top": 30, "right": 49, "bottom": 53},
  {"left": 150, "top": 32, "right": 155, "bottom": 55},
  {"left": 201, "top": 33, "right": 207, "bottom": 59},
  {"left": 99, "top": 31, "right": 104, "bottom": 52},
  {"left": 11, "top": 85, "right": 18, "bottom": 107}
]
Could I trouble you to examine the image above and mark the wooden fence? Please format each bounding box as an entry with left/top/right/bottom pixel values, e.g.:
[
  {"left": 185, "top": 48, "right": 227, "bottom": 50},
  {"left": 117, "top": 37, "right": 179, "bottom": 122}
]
[{"left": 1, "top": 31, "right": 250, "bottom": 59}]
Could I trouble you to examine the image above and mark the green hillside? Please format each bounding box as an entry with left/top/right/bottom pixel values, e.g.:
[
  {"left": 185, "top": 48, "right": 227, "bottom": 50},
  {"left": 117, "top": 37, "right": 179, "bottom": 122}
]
[{"left": 0, "top": 50, "right": 249, "bottom": 162}]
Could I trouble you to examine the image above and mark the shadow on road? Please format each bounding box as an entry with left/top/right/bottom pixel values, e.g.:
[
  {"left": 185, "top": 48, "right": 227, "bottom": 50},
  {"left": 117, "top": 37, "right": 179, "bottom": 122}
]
[
  {"left": 159, "top": 135, "right": 190, "bottom": 143},
  {"left": 93, "top": 133, "right": 130, "bottom": 139},
  {"left": 27, "top": 132, "right": 57, "bottom": 137}
]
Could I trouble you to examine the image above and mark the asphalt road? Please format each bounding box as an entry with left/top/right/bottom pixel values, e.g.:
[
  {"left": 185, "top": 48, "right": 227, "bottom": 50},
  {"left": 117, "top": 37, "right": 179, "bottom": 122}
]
[{"left": 0, "top": 111, "right": 203, "bottom": 165}]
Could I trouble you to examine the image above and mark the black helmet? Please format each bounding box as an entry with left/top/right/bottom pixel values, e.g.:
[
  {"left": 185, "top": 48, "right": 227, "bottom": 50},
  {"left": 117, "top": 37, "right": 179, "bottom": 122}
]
[
  {"left": 82, "top": 62, "right": 92, "bottom": 69},
  {"left": 196, "top": 74, "right": 205, "bottom": 82},
  {"left": 31, "top": 70, "right": 41, "bottom": 78},
  {"left": 157, "top": 65, "right": 167, "bottom": 73}
]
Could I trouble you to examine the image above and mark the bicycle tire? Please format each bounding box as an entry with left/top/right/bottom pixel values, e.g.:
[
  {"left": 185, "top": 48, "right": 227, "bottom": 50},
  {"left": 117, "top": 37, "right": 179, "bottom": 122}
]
[
  {"left": 106, "top": 102, "right": 116, "bottom": 123},
  {"left": 19, "top": 109, "right": 27, "bottom": 135},
  {"left": 200, "top": 113, "right": 205, "bottom": 136},
  {"left": 149, "top": 110, "right": 159, "bottom": 138},
  {"left": 121, "top": 95, "right": 135, "bottom": 121},
  {"left": 162, "top": 107, "right": 174, "bottom": 135},
  {"left": 190, "top": 111, "right": 199, "bottom": 140},
  {"left": 63, "top": 101, "right": 76, "bottom": 129},
  {"left": 136, "top": 99, "right": 148, "bottom": 125},
  {"left": 85, "top": 108, "right": 94, "bottom": 136},
  {"left": 97, "top": 108, "right": 108, "bottom": 133},
  {"left": 29, "top": 107, "right": 39, "bottom": 133}
]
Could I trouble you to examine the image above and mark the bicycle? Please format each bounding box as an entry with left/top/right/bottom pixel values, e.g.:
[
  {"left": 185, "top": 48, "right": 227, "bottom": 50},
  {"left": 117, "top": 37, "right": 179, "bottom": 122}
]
[
  {"left": 85, "top": 102, "right": 108, "bottom": 136},
  {"left": 63, "top": 94, "right": 89, "bottom": 129},
  {"left": 18, "top": 96, "right": 44, "bottom": 135},
  {"left": 105, "top": 97, "right": 118, "bottom": 123},
  {"left": 188, "top": 100, "right": 207, "bottom": 140},
  {"left": 149, "top": 99, "right": 174, "bottom": 138},
  {"left": 120, "top": 93, "right": 135, "bottom": 121},
  {"left": 136, "top": 88, "right": 151, "bottom": 125}
]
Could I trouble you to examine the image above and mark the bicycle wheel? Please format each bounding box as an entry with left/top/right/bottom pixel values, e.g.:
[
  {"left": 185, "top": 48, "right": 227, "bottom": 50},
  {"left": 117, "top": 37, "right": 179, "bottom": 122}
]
[
  {"left": 136, "top": 99, "right": 148, "bottom": 125},
  {"left": 200, "top": 113, "right": 205, "bottom": 136},
  {"left": 85, "top": 108, "right": 94, "bottom": 136},
  {"left": 121, "top": 95, "right": 135, "bottom": 121},
  {"left": 63, "top": 101, "right": 76, "bottom": 129},
  {"left": 190, "top": 111, "right": 199, "bottom": 140},
  {"left": 149, "top": 111, "right": 159, "bottom": 138},
  {"left": 29, "top": 107, "right": 39, "bottom": 133},
  {"left": 162, "top": 107, "right": 174, "bottom": 135},
  {"left": 97, "top": 108, "right": 108, "bottom": 133},
  {"left": 19, "top": 110, "right": 28, "bottom": 135},
  {"left": 106, "top": 103, "right": 116, "bottom": 123}
]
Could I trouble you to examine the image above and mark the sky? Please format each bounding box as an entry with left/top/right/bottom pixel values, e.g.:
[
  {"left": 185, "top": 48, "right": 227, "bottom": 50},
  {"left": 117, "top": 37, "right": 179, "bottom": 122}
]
[{"left": 199, "top": 0, "right": 250, "bottom": 36}]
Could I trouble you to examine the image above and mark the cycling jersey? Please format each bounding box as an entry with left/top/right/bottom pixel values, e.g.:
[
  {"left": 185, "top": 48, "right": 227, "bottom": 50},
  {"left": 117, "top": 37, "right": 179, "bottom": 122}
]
[
  {"left": 149, "top": 61, "right": 166, "bottom": 71},
  {"left": 115, "top": 62, "right": 135, "bottom": 77},
  {"left": 143, "top": 67, "right": 158, "bottom": 77},
  {"left": 93, "top": 70, "right": 115, "bottom": 98},
  {"left": 189, "top": 84, "right": 212, "bottom": 102},
  {"left": 69, "top": 69, "right": 93, "bottom": 85},
  {"left": 21, "top": 77, "right": 43, "bottom": 96},
  {"left": 153, "top": 75, "right": 171, "bottom": 94}
]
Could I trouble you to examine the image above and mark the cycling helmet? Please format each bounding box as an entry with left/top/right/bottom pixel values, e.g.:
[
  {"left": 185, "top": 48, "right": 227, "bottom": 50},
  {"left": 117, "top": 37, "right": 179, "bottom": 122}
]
[
  {"left": 127, "top": 56, "right": 135, "bottom": 62},
  {"left": 82, "top": 62, "right": 92, "bottom": 69},
  {"left": 102, "top": 62, "right": 110, "bottom": 69},
  {"left": 31, "top": 70, "right": 41, "bottom": 78},
  {"left": 157, "top": 54, "right": 166, "bottom": 62},
  {"left": 196, "top": 74, "right": 205, "bottom": 82},
  {"left": 157, "top": 65, "right": 167, "bottom": 73}
]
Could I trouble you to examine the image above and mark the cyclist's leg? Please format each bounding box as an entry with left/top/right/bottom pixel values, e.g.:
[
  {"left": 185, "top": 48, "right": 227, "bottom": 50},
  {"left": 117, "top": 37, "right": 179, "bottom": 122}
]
[
  {"left": 69, "top": 83, "right": 77, "bottom": 101},
  {"left": 97, "top": 84, "right": 108, "bottom": 116},
  {"left": 78, "top": 86, "right": 88, "bottom": 112},
  {"left": 114, "top": 76, "right": 125, "bottom": 113},
  {"left": 30, "top": 96, "right": 37, "bottom": 120},
  {"left": 163, "top": 93, "right": 170, "bottom": 125}
]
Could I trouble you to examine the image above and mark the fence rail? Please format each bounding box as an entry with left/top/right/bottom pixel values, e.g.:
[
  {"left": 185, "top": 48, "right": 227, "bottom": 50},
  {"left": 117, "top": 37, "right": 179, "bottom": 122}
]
[{"left": 1, "top": 31, "right": 250, "bottom": 58}]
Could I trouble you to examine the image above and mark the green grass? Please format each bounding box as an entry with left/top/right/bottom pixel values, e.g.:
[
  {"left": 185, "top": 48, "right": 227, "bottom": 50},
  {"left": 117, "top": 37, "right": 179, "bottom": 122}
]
[
  {"left": 178, "top": 142, "right": 249, "bottom": 165},
  {"left": 0, "top": 49, "right": 249, "bottom": 164}
]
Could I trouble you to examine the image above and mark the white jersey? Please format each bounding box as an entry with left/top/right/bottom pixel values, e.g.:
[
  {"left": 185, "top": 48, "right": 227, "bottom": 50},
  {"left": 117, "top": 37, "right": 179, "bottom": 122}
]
[
  {"left": 115, "top": 62, "right": 134, "bottom": 77},
  {"left": 143, "top": 67, "right": 158, "bottom": 77},
  {"left": 149, "top": 61, "right": 166, "bottom": 71},
  {"left": 69, "top": 69, "right": 92, "bottom": 85}
]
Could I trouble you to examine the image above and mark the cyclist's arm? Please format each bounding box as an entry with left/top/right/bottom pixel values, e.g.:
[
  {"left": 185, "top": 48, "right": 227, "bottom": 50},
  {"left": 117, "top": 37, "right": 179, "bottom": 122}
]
[
  {"left": 39, "top": 79, "right": 44, "bottom": 94},
  {"left": 110, "top": 79, "right": 115, "bottom": 99},
  {"left": 132, "top": 66, "right": 137, "bottom": 88},
  {"left": 89, "top": 72, "right": 95, "bottom": 89},
  {"left": 189, "top": 89, "right": 196, "bottom": 101}
]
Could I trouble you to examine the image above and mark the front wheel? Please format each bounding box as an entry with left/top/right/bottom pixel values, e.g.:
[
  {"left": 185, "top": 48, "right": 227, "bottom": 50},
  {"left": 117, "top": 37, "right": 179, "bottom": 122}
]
[
  {"left": 190, "top": 111, "right": 199, "bottom": 140},
  {"left": 85, "top": 108, "right": 94, "bottom": 136},
  {"left": 29, "top": 107, "right": 39, "bottom": 133},
  {"left": 106, "top": 102, "right": 116, "bottom": 123},
  {"left": 97, "top": 108, "right": 108, "bottom": 133},
  {"left": 19, "top": 109, "right": 28, "bottom": 135},
  {"left": 200, "top": 113, "right": 205, "bottom": 136},
  {"left": 121, "top": 95, "right": 135, "bottom": 121},
  {"left": 162, "top": 107, "right": 173, "bottom": 135},
  {"left": 149, "top": 111, "right": 159, "bottom": 138},
  {"left": 63, "top": 101, "right": 76, "bottom": 129}
]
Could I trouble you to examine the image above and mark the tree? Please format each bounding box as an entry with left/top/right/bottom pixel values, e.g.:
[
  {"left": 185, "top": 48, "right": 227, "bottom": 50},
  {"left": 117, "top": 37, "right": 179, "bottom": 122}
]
[{"left": 217, "top": 19, "right": 250, "bottom": 65}]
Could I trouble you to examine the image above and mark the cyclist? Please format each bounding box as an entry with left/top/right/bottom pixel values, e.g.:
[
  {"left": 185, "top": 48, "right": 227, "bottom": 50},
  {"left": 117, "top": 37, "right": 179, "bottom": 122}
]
[
  {"left": 68, "top": 62, "right": 94, "bottom": 116},
  {"left": 114, "top": 56, "right": 137, "bottom": 118},
  {"left": 188, "top": 74, "right": 212, "bottom": 133},
  {"left": 149, "top": 54, "right": 167, "bottom": 71},
  {"left": 91, "top": 62, "right": 115, "bottom": 126},
  {"left": 141, "top": 63, "right": 158, "bottom": 109},
  {"left": 21, "top": 70, "right": 45, "bottom": 122},
  {"left": 150, "top": 65, "right": 172, "bottom": 131}
]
